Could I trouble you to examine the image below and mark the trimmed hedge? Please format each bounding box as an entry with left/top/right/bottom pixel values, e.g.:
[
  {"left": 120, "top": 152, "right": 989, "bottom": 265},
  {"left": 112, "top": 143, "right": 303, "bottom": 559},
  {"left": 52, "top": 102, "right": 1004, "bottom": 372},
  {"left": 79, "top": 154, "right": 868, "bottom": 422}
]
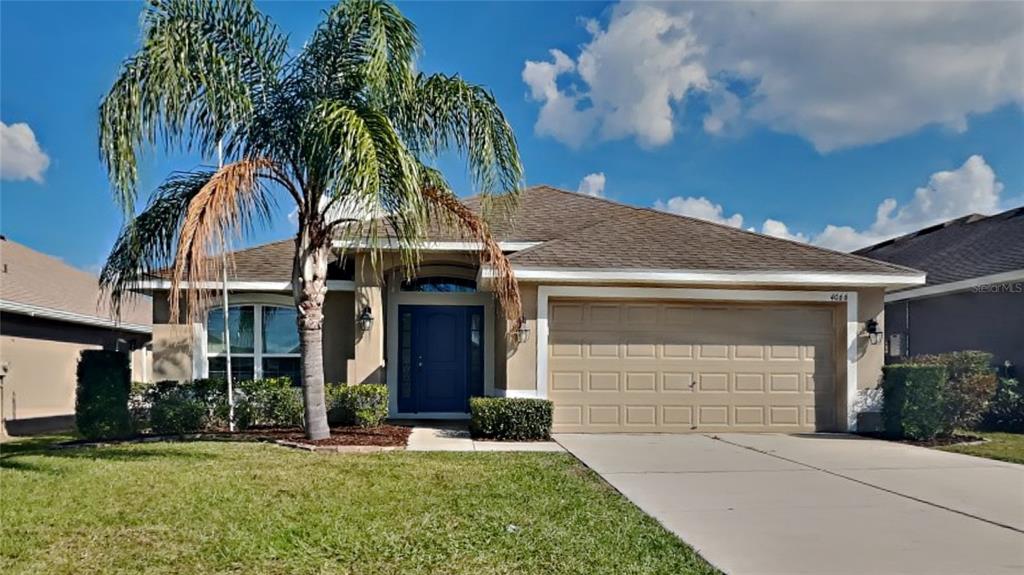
[
  {"left": 75, "top": 350, "right": 133, "bottom": 440},
  {"left": 326, "top": 384, "right": 388, "bottom": 428},
  {"left": 234, "top": 378, "right": 303, "bottom": 429},
  {"left": 984, "top": 378, "right": 1024, "bottom": 433},
  {"left": 911, "top": 351, "right": 997, "bottom": 430},
  {"left": 881, "top": 364, "right": 947, "bottom": 440},
  {"left": 149, "top": 384, "right": 209, "bottom": 434},
  {"left": 469, "top": 397, "right": 553, "bottom": 441}
]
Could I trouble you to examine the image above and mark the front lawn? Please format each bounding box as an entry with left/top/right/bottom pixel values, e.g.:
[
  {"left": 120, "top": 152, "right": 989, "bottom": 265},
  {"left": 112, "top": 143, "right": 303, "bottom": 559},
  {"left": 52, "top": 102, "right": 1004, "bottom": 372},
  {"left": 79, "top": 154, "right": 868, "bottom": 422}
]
[
  {"left": 1, "top": 437, "right": 717, "bottom": 575},
  {"left": 938, "top": 432, "right": 1024, "bottom": 465}
]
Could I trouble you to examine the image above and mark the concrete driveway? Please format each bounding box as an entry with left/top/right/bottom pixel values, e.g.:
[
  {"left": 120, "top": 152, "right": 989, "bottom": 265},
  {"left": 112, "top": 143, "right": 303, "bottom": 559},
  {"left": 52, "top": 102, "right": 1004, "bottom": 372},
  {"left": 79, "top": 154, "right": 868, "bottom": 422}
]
[{"left": 555, "top": 433, "right": 1024, "bottom": 575}]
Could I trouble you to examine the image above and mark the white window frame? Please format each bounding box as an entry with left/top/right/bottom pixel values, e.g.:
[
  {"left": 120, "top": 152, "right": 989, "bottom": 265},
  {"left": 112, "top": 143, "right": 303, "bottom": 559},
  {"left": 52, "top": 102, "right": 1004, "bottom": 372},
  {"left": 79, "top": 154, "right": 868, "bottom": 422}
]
[{"left": 205, "top": 303, "right": 301, "bottom": 380}]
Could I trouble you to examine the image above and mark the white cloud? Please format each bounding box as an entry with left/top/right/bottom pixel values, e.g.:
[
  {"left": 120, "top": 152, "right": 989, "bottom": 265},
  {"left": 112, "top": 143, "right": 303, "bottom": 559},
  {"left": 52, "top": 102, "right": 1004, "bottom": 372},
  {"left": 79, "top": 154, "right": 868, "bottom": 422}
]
[
  {"left": 653, "top": 156, "right": 1008, "bottom": 252},
  {"left": 1, "top": 121, "right": 50, "bottom": 183},
  {"left": 525, "top": 3, "right": 1023, "bottom": 151},
  {"left": 654, "top": 195, "right": 743, "bottom": 228},
  {"left": 523, "top": 5, "right": 709, "bottom": 148},
  {"left": 576, "top": 172, "right": 606, "bottom": 197}
]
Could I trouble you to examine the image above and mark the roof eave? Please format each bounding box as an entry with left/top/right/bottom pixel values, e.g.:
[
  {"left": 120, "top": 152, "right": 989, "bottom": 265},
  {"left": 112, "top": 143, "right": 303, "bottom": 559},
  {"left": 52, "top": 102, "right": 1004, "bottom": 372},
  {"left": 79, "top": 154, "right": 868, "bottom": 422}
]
[{"left": 480, "top": 266, "right": 927, "bottom": 290}]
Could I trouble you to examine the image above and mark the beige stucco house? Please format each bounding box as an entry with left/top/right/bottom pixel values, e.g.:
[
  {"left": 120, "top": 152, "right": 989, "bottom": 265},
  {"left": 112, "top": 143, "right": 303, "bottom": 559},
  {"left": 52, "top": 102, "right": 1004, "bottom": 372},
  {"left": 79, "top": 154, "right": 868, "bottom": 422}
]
[
  {"left": 0, "top": 237, "right": 152, "bottom": 435},
  {"left": 139, "top": 186, "right": 925, "bottom": 433}
]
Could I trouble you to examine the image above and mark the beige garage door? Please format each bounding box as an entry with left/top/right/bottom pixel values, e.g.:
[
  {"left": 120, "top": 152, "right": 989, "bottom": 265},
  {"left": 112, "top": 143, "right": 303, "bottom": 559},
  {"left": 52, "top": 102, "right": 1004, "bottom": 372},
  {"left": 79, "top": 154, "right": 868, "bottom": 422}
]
[{"left": 548, "top": 299, "right": 839, "bottom": 433}]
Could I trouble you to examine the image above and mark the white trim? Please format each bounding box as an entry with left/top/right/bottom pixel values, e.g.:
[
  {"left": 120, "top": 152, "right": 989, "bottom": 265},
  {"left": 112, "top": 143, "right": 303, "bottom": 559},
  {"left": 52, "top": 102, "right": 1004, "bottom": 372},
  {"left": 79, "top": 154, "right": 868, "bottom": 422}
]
[
  {"left": 0, "top": 300, "right": 152, "bottom": 334},
  {"left": 885, "top": 269, "right": 1024, "bottom": 302},
  {"left": 385, "top": 280, "right": 495, "bottom": 418},
  {"left": 132, "top": 280, "right": 355, "bottom": 292},
  {"left": 494, "top": 389, "right": 541, "bottom": 399},
  {"left": 845, "top": 291, "right": 860, "bottom": 432},
  {"left": 483, "top": 266, "right": 925, "bottom": 288},
  {"left": 535, "top": 285, "right": 862, "bottom": 432},
  {"left": 334, "top": 239, "right": 540, "bottom": 252}
]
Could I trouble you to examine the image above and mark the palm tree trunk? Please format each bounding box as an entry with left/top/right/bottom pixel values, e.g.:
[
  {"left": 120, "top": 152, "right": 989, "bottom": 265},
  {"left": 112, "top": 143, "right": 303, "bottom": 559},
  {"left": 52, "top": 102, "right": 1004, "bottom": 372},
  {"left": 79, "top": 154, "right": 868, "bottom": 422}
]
[{"left": 294, "top": 220, "right": 331, "bottom": 440}]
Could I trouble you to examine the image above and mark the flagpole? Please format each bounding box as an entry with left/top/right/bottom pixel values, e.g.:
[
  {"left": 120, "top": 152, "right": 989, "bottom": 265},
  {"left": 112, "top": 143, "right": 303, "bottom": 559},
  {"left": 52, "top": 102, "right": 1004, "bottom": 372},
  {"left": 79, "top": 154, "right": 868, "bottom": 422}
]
[{"left": 218, "top": 139, "right": 235, "bottom": 432}]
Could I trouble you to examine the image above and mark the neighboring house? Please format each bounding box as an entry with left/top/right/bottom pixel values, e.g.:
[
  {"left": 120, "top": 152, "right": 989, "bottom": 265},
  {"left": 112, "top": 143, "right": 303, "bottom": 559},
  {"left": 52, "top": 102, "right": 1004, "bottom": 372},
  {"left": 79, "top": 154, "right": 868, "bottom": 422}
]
[
  {"left": 855, "top": 207, "right": 1024, "bottom": 374},
  {"left": 0, "top": 237, "right": 152, "bottom": 435},
  {"left": 137, "top": 186, "right": 924, "bottom": 433}
]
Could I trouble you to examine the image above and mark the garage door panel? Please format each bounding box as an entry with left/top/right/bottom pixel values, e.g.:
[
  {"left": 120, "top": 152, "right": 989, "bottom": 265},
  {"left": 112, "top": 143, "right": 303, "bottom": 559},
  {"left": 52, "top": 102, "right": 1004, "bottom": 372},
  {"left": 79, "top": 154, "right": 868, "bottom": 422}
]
[{"left": 549, "top": 300, "right": 838, "bottom": 433}]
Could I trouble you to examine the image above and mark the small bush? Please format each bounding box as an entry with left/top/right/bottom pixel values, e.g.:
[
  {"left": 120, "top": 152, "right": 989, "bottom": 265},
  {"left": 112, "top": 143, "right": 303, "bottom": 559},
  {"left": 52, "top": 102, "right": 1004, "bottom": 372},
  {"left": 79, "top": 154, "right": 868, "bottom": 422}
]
[
  {"left": 469, "top": 397, "right": 553, "bottom": 441},
  {"left": 76, "top": 350, "right": 133, "bottom": 440},
  {"left": 984, "top": 378, "right": 1024, "bottom": 433},
  {"left": 326, "top": 384, "right": 388, "bottom": 427},
  {"left": 912, "top": 351, "right": 997, "bottom": 430},
  {"left": 235, "top": 378, "right": 303, "bottom": 429},
  {"left": 881, "top": 364, "right": 947, "bottom": 440},
  {"left": 149, "top": 384, "right": 209, "bottom": 434}
]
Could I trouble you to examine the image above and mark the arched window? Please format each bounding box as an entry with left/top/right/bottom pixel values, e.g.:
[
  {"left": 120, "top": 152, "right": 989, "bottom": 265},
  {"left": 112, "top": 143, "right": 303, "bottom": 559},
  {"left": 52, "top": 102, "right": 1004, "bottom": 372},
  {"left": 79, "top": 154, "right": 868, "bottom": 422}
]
[
  {"left": 400, "top": 276, "right": 477, "bottom": 293},
  {"left": 207, "top": 304, "right": 300, "bottom": 383}
]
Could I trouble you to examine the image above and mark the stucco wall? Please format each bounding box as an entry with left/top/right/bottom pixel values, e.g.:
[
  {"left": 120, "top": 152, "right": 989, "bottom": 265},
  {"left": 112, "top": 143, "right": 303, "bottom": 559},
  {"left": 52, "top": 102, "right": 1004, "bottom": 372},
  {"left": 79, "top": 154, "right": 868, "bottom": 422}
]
[
  {"left": 0, "top": 312, "right": 150, "bottom": 429},
  {"left": 323, "top": 290, "right": 355, "bottom": 383},
  {"left": 504, "top": 283, "right": 538, "bottom": 391},
  {"left": 885, "top": 289, "right": 1023, "bottom": 371}
]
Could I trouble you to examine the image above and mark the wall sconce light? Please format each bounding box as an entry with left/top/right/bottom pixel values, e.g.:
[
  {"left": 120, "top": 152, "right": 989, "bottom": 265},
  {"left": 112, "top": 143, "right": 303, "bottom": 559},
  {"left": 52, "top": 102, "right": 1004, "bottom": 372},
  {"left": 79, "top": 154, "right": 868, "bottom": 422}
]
[
  {"left": 514, "top": 320, "right": 531, "bottom": 344},
  {"left": 865, "top": 318, "right": 883, "bottom": 345},
  {"left": 357, "top": 306, "right": 374, "bottom": 332}
]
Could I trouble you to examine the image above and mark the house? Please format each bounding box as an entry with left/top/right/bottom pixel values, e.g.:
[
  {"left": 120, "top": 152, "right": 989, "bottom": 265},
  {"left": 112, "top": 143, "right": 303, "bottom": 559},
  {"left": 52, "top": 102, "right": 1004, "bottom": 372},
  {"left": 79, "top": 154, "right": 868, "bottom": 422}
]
[
  {"left": 855, "top": 207, "right": 1024, "bottom": 374},
  {"left": 138, "top": 186, "right": 925, "bottom": 433},
  {"left": 0, "top": 237, "right": 152, "bottom": 435}
]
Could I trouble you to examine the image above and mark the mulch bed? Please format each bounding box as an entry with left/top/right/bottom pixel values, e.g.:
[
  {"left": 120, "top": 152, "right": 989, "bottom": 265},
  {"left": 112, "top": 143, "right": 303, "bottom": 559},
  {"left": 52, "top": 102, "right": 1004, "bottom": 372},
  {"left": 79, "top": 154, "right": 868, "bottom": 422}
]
[
  {"left": 857, "top": 432, "right": 986, "bottom": 447},
  {"left": 55, "top": 425, "right": 412, "bottom": 451},
  {"left": 239, "top": 425, "right": 411, "bottom": 447}
]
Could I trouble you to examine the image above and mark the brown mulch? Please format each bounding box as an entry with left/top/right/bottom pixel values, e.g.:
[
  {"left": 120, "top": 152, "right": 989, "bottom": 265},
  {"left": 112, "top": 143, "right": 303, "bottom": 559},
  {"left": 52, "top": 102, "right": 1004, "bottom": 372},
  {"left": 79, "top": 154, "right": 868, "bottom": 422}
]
[
  {"left": 241, "top": 425, "right": 411, "bottom": 447},
  {"left": 857, "top": 432, "right": 986, "bottom": 447},
  {"left": 58, "top": 425, "right": 412, "bottom": 449}
]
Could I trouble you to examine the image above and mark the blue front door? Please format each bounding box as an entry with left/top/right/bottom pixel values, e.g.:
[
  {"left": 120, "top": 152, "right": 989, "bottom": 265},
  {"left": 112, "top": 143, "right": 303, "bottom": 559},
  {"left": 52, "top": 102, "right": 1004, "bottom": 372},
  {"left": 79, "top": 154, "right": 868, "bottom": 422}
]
[{"left": 397, "top": 305, "right": 484, "bottom": 413}]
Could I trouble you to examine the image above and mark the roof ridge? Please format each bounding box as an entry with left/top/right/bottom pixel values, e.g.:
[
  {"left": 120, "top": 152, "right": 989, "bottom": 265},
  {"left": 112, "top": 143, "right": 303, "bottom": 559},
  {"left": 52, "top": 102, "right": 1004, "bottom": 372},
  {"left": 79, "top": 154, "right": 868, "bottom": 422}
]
[
  {"left": 524, "top": 185, "right": 921, "bottom": 275},
  {"left": 856, "top": 205, "right": 1024, "bottom": 254}
]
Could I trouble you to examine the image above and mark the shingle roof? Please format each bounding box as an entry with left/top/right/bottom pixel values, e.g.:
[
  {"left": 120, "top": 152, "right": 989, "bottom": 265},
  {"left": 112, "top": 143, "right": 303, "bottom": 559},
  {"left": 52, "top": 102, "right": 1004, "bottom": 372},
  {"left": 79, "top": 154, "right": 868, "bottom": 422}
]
[
  {"left": 0, "top": 237, "right": 151, "bottom": 327},
  {"left": 854, "top": 206, "right": 1024, "bottom": 287},
  {"left": 502, "top": 186, "right": 919, "bottom": 275},
  {"left": 157, "top": 185, "right": 921, "bottom": 283}
]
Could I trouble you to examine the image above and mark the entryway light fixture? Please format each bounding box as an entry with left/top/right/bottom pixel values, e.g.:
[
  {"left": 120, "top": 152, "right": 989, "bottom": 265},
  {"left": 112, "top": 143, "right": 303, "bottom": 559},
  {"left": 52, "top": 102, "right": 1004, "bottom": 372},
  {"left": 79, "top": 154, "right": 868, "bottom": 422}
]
[
  {"left": 515, "top": 320, "right": 531, "bottom": 344},
  {"left": 357, "top": 306, "right": 374, "bottom": 332},
  {"left": 865, "top": 318, "right": 883, "bottom": 345}
]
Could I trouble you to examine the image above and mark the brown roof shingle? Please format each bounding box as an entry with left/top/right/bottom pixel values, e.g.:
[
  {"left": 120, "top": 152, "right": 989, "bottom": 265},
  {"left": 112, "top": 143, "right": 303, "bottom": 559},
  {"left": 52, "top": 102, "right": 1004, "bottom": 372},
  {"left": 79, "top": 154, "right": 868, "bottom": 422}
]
[{"left": 1, "top": 237, "right": 151, "bottom": 327}]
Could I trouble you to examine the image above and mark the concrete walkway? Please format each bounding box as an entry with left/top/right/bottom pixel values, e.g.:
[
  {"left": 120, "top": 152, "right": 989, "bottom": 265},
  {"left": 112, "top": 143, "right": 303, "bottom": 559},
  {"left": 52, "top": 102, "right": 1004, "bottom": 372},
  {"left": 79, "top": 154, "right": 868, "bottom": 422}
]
[
  {"left": 406, "top": 425, "right": 564, "bottom": 452},
  {"left": 556, "top": 433, "right": 1024, "bottom": 575}
]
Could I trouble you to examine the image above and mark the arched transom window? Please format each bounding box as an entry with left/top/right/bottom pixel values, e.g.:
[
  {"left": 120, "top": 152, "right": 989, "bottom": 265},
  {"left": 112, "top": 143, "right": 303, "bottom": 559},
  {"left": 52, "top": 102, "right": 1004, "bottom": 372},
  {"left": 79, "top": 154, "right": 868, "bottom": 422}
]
[
  {"left": 400, "top": 276, "right": 477, "bottom": 293},
  {"left": 207, "top": 304, "right": 300, "bottom": 383}
]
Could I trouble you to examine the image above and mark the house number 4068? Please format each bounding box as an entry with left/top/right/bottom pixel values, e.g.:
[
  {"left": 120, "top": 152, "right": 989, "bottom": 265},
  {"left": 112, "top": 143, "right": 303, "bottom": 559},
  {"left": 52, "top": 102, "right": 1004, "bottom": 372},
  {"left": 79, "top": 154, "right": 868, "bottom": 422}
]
[{"left": 829, "top": 293, "right": 848, "bottom": 302}]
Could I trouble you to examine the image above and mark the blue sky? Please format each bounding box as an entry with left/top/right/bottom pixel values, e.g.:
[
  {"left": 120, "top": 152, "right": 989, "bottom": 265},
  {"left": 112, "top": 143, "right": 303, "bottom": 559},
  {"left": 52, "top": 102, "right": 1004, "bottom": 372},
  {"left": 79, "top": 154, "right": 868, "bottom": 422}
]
[{"left": 2, "top": 1, "right": 1022, "bottom": 271}]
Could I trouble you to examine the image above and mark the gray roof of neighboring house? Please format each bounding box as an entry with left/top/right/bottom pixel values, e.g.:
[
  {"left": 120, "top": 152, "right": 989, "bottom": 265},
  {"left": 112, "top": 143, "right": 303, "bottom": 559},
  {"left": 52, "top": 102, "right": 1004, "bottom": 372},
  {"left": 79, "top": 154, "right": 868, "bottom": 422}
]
[
  {"left": 155, "top": 185, "right": 921, "bottom": 282},
  {"left": 0, "top": 236, "right": 151, "bottom": 329},
  {"left": 854, "top": 206, "right": 1024, "bottom": 287}
]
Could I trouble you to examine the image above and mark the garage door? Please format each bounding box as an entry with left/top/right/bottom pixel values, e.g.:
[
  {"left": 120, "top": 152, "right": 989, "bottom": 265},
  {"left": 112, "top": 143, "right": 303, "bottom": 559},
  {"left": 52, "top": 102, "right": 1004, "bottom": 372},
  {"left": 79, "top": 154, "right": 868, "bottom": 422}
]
[{"left": 547, "top": 300, "right": 838, "bottom": 433}]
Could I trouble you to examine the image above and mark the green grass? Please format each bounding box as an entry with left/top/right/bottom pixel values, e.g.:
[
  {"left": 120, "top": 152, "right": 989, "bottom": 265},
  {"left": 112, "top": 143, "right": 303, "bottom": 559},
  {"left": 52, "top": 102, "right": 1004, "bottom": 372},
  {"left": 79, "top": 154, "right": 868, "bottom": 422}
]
[
  {"left": 0, "top": 437, "right": 717, "bottom": 575},
  {"left": 938, "top": 432, "right": 1024, "bottom": 465}
]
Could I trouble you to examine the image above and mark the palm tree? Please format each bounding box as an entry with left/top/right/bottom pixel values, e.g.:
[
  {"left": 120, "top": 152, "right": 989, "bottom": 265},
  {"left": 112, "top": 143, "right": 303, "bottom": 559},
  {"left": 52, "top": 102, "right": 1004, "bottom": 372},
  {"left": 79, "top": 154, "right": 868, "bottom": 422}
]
[{"left": 99, "top": 0, "right": 523, "bottom": 439}]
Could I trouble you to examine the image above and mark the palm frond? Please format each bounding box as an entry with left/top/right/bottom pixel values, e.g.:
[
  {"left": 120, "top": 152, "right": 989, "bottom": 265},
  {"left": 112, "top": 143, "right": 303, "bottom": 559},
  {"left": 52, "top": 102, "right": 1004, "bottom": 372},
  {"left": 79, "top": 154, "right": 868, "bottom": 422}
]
[
  {"left": 420, "top": 180, "right": 522, "bottom": 330},
  {"left": 99, "top": 171, "right": 209, "bottom": 317},
  {"left": 99, "top": 0, "right": 286, "bottom": 213},
  {"left": 402, "top": 73, "right": 523, "bottom": 205},
  {"left": 170, "top": 158, "right": 277, "bottom": 322}
]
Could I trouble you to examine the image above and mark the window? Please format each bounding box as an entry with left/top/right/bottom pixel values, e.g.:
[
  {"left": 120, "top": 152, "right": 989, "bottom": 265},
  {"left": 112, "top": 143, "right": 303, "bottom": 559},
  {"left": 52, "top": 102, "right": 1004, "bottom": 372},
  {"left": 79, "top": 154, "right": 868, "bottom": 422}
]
[
  {"left": 207, "top": 304, "right": 301, "bottom": 384},
  {"left": 400, "top": 276, "right": 476, "bottom": 293}
]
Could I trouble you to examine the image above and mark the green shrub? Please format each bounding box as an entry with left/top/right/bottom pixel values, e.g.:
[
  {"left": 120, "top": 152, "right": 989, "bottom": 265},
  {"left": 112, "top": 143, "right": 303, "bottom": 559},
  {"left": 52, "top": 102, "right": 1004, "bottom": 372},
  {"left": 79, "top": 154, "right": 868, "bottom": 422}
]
[
  {"left": 911, "top": 351, "right": 997, "bottom": 430},
  {"left": 984, "top": 378, "right": 1024, "bottom": 433},
  {"left": 234, "top": 378, "right": 303, "bottom": 429},
  {"left": 881, "top": 364, "right": 947, "bottom": 440},
  {"left": 75, "top": 350, "right": 134, "bottom": 440},
  {"left": 149, "top": 383, "right": 209, "bottom": 434},
  {"left": 469, "top": 397, "right": 553, "bottom": 441},
  {"left": 326, "top": 384, "right": 388, "bottom": 427}
]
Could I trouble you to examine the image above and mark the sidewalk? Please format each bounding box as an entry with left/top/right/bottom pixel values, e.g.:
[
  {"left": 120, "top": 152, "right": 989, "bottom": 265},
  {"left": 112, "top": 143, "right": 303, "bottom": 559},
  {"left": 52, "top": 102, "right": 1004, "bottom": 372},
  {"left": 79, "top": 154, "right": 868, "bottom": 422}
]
[{"left": 406, "top": 425, "right": 564, "bottom": 452}]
